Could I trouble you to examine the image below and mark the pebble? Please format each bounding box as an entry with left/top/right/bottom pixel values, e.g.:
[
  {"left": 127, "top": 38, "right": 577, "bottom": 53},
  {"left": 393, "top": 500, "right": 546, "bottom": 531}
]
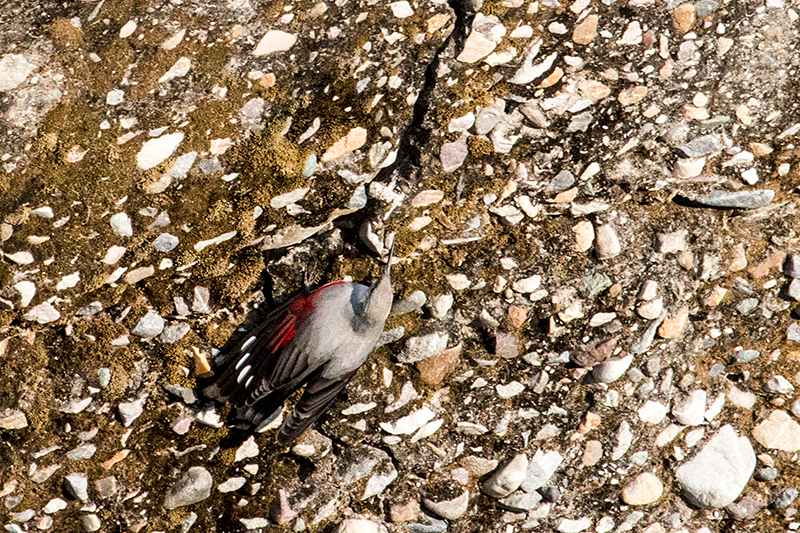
[
  {"left": 424, "top": 490, "right": 469, "bottom": 520},
  {"left": 337, "top": 519, "right": 386, "bottom": 533},
  {"left": 0, "top": 53, "right": 37, "bottom": 91},
  {"left": 125, "top": 266, "right": 154, "bottom": 284},
  {"left": 557, "top": 517, "right": 592, "bottom": 533},
  {"left": 240, "top": 517, "right": 270, "bottom": 530},
  {"left": 726, "top": 496, "right": 763, "bottom": 520},
  {"left": 417, "top": 344, "right": 461, "bottom": 384},
  {"left": 160, "top": 322, "right": 190, "bottom": 343},
  {"left": 136, "top": 132, "right": 184, "bottom": 170},
  {"left": 164, "top": 467, "right": 213, "bottom": 510},
  {"left": 400, "top": 332, "right": 449, "bottom": 363},
  {"left": 638, "top": 401, "right": 668, "bottom": 424},
  {"left": 483, "top": 454, "right": 528, "bottom": 498},
  {"left": 440, "top": 137, "right": 468, "bottom": 173},
  {"left": 253, "top": 30, "right": 297, "bottom": 56},
  {"left": 496, "top": 381, "right": 525, "bottom": 399},
  {"left": 754, "top": 467, "right": 777, "bottom": 482},
  {"left": 573, "top": 221, "right": 595, "bottom": 252},
  {"left": 774, "top": 488, "right": 798, "bottom": 509},
  {"left": 412, "top": 190, "right": 445, "bottom": 207},
  {"left": 270, "top": 489, "right": 298, "bottom": 525},
  {"left": 380, "top": 407, "right": 436, "bottom": 435},
  {"left": 64, "top": 473, "right": 89, "bottom": 501},
  {"left": 131, "top": 310, "right": 165, "bottom": 339},
  {"left": 393, "top": 290, "right": 427, "bottom": 314},
  {"left": 66, "top": 444, "right": 96, "bottom": 461},
  {"left": 672, "top": 390, "right": 707, "bottom": 426},
  {"left": 673, "top": 157, "right": 706, "bottom": 179},
  {"left": 0, "top": 409, "right": 28, "bottom": 430},
  {"left": 235, "top": 436, "right": 259, "bottom": 462},
  {"left": 764, "top": 375, "right": 794, "bottom": 394},
  {"left": 752, "top": 410, "right": 800, "bottom": 451},
  {"left": 622, "top": 473, "right": 663, "bottom": 505},
  {"left": 784, "top": 254, "right": 800, "bottom": 278},
  {"left": 43, "top": 497, "right": 67, "bottom": 514},
  {"left": 457, "top": 14, "right": 506, "bottom": 63},
  {"left": 591, "top": 355, "right": 633, "bottom": 384},
  {"left": 428, "top": 294, "right": 454, "bottom": 319},
  {"left": 695, "top": 189, "right": 774, "bottom": 209},
  {"left": 675, "top": 425, "right": 755, "bottom": 508},
  {"left": 321, "top": 127, "right": 367, "bottom": 162},
  {"left": 512, "top": 275, "right": 542, "bottom": 293},
  {"left": 657, "top": 307, "right": 689, "bottom": 338},
  {"left": 573, "top": 15, "right": 598, "bottom": 44},
  {"left": 595, "top": 225, "right": 621, "bottom": 260},
  {"left": 520, "top": 450, "right": 562, "bottom": 492},
  {"left": 109, "top": 212, "right": 133, "bottom": 236},
  {"left": 218, "top": 477, "right": 246, "bottom": 493},
  {"left": 118, "top": 398, "right": 145, "bottom": 427},
  {"left": 24, "top": 302, "right": 60, "bottom": 324},
  {"left": 81, "top": 514, "right": 102, "bottom": 532},
  {"left": 153, "top": 233, "right": 179, "bottom": 252}
]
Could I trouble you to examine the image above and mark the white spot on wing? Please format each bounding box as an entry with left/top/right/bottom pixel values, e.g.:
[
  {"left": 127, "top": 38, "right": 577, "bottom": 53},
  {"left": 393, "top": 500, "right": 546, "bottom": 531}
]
[
  {"left": 237, "top": 365, "right": 251, "bottom": 383},
  {"left": 241, "top": 335, "right": 257, "bottom": 352},
  {"left": 235, "top": 352, "right": 251, "bottom": 370},
  {"left": 245, "top": 376, "right": 254, "bottom": 388}
]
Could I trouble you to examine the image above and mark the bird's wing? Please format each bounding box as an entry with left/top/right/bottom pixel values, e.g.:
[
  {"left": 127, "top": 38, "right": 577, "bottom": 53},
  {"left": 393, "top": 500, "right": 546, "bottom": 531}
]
[
  {"left": 203, "top": 294, "right": 315, "bottom": 407},
  {"left": 277, "top": 370, "right": 357, "bottom": 445}
]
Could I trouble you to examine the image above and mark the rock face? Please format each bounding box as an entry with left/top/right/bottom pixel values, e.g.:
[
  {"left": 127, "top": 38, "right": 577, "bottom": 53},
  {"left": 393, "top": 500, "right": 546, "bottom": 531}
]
[{"left": 1, "top": 0, "right": 799, "bottom": 530}]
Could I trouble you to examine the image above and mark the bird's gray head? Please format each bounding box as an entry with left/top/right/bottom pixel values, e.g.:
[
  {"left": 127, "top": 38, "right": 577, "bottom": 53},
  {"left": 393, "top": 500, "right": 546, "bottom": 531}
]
[{"left": 365, "top": 239, "right": 394, "bottom": 325}]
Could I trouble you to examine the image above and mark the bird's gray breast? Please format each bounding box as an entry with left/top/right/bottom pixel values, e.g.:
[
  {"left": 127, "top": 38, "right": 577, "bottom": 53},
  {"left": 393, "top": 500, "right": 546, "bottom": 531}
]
[{"left": 296, "top": 283, "right": 385, "bottom": 379}]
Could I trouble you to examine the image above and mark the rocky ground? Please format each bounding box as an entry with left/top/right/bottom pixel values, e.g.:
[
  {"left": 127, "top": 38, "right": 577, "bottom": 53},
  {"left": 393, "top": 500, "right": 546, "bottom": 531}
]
[{"left": 1, "top": 0, "right": 800, "bottom": 531}]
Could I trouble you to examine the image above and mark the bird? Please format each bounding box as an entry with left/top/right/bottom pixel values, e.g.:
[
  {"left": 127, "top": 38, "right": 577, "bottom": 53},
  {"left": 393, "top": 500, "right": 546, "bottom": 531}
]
[{"left": 203, "top": 243, "right": 394, "bottom": 445}]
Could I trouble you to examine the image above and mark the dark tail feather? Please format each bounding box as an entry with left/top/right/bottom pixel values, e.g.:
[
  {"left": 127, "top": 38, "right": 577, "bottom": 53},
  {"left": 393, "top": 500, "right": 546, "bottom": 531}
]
[{"left": 277, "top": 372, "right": 355, "bottom": 445}]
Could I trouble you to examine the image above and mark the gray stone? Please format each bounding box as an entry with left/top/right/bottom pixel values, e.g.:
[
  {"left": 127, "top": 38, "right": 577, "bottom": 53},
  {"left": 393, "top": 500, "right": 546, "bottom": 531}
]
[
  {"left": 153, "top": 233, "right": 179, "bottom": 252},
  {"left": 695, "top": 0, "right": 719, "bottom": 18},
  {"left": 160, "top": 322, "right": 191, "bottom": 343},
  {"left": 64, "top": 473, "right": 90, "bottom": 501},
  {"left": 764, "top": 375, "right": 794, "bottom": 394},
  {"left": 676, "top": 425, "right": 755, "bottom": 508},
  {"left": 789, "top": 323, "right": 800, "bottom": 342},
  {"left": 754, "top": 467, "right": 777, "bottom": 481},
  {"left": 440, "top": 137, "right": 468, "bottom": 173},
  {"left": 695, "top": 190, "right": 774, "bottom": 209},
  {"left": 672, "top": 390, "right": 707, "bottom": 426},
  {"left": 0, "top": 409, "right": 28, "bottom": 429},
  {"left": 676, "top": 134, "right": 723, "bottom": 158},
  {"left": 788, "top": 279, "right": 800, "bottom": 301},
  {"left": 546, "top": 170, "right": 575, "bottom": 192},
  {"left": 482, "top": 454, "right": 528, "bottom": 498},
  {"left": 118, "top": 398, "right": 145, "bottom": 427},
  {"left": 164, "top": 467, "right": 213, "bottom": 510},
  {"left": 193, "top": 286, "right": 211, "bottom": 314},
  {"left": 76, "top": 301, "right": 103, "bottom": 316},
  {"left": 774, "top": 488, "right": 798, "bottom": 509},
  {"left": 428, "top": 294, "right": 454, "bottom": 319},
  {"left": 110, "top": 212, "right": 133, "bottom": 236},
  {"left": 784, "top": 254, "right": 800, "bottom": 278},
  {"left": 595, "top": 224, "right": 621, "bottom": 260},
  {"left": 23, "top": 302, "right": 61, "bottom": 324},
  {"left": 499, "top": 490, "right": 542, "bottom": 512},
  {"left": 657, "top": 229, "right": 688, "bottom": 253},
  {"left": 400, "top": 332, "right": 449, "bottom": 363},
  {"left": 95, "top": 476, "right": 118, "bottom": 499},
  {"left": 582, "top": 272, "right": 612, "bottom": 299},
  {"left": 81, "top": 514, "right": 101, "bottom": 532},
  {"left": 164, "top": 384, "right": 197, "bottom": 404},
  {"left": 0, "top": 53, "right": 38, "bottom": 92},
  {"left": 736, "top": 298, "right": 759, "bottom": 315},
  {"left": 131, "top": 310, "right": 164, "bottom": 339},
  {"left": 521, "top": 450, "right": 562, "bottom": 492},
  {"left": 392, "top": 290, "right": 427, "bottom": 314},
  {"left": 98, "top": 368, "right": 111, "bottom": 387},
  {"left": 337, "top": 519, "right": 386, "bottom": 533},
  {"left": 66, "top": 444, "right": 96, "bottom": 461},
  {"left": 725, "top": 496, "right": 763, "bottom": 520},
  {"left": 423, "top": 490, "right": 470, "bottom": 520}
]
